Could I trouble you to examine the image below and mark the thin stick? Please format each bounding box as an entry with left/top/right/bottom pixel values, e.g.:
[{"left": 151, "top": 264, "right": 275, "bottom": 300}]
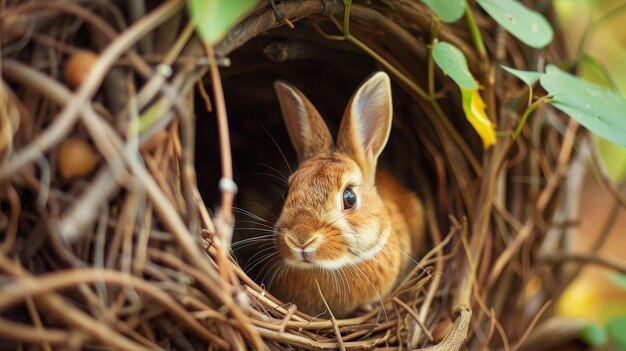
[
  {"left": 544, "top": 253, "right": 626, "bottom": 275},
  {"left": 0, "top": 261, "right": 229, "bottom": 349},
  {"left": 489, "top": 120, "right": 580, "bottom": 285},
  {"left": 0, "top": 0, "right": 185, "bottom": 181},
  {"left": 203, "top": 42, "right": 236, "bottom": 235},
  {"left": 510, "top": 300, "right": 552, "bottom": 351},
  {"left": 316, "top": 281, "right": 346, "bottom": 351},
  {"left": 25, "top": 296, "right": 52, "bottom": 351},
  {"left": 478, "top": 308, "right": 497, "bottom": 351},
  {"left": 277, "top": 304, "right": 298, "bottom": 334},
  {"left": 0, "top": 185, "right": 19, "bottom": 253},
  {"left": 393, "top": 297, "right": 434, "bottom": 342},
  {"left": 0, "top": 318, "right": 74, "bottom": 345}
]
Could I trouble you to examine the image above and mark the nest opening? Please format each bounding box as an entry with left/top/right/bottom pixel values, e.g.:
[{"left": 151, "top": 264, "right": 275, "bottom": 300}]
[{"left": 193, "top": 13, "right": 476, "bottom": 348}]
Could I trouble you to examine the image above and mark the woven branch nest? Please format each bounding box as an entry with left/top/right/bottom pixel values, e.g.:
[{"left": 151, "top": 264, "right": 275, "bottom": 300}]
[{"left": 0, "top": 0, "right": 590, "bottom": 350}]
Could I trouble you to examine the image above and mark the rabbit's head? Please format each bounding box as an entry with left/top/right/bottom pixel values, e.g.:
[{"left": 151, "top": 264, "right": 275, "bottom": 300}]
[{"left": 273, "top": 72, "right": 395, "bottom": 270}]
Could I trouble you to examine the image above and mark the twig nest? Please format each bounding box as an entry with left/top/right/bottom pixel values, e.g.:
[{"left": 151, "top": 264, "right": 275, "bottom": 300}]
[
  {"left": 57, "top": 138, "right": 99, "bottom": 179},
  {"left": 64, "top": 51, "right": 98, "bottom": 88},
  {"left": 0, "top": 85, "right": 22, "bottom": 154},
  {"left": 141, "top": 129, "right": 169, "bottom": 153}
]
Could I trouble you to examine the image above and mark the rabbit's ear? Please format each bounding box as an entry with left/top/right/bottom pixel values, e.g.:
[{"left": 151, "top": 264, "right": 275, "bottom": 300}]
[
  {"left": 337, "top": 72, "right": 392, "bottom": 169},
  {"left": 274, "top": 81, "right": 333, "bottom": 162}
]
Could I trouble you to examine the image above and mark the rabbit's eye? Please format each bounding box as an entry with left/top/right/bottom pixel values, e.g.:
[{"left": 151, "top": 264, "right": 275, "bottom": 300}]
[{"left": 342, "top": 187, "right": 357, "bottom": 210}]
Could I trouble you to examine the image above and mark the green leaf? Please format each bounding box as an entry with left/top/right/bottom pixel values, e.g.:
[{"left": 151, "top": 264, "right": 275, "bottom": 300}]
[
  {"left": 607, "top": 316, "right": 626, "bottom": 350},
  {"left": 579, "top": 54, "right": 618, "bottom": 89},
  {"left": 422, "top": 0, "right": 466, "bottom": 23},
  {"left": 540, "top": 64, "right": 626, "bottom": 148},
  {"left": 501, "top": 65, "right": 541, "bottom": 86},
  {"left": 432, "top": 41, "right": 477, "bottom": 89},
  {"left": 612, "top": 273, "right": 626, "bottom": 291},
  {"left": 476, "top": 0, "right": 554, "bottom": 48},
  {"left": 577, "top": 56, "right": 626, "bottom": 183},
  {"left": 188, "top": 0, "right": 258, "bottom": 45},
  {"left": 581, "top": 324, "right": 607, "bottom": 347}
]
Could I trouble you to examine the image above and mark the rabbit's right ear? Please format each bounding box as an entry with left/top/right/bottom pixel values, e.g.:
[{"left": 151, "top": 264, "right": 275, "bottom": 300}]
[{"left": 274, "top": 81, "right": 333, "bottom": 162}]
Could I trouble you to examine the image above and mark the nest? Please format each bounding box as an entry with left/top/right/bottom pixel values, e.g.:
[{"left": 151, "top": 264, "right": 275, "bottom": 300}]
[{"left": 0, "top": 0, "right": 594, "bottom": 350}]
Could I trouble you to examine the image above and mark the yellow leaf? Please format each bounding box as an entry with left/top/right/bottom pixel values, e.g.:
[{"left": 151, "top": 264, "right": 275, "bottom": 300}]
[
  {"left": 557, "top": 279, "right": 626, "bottom": 324},
  {"left": 461, "top": 87, "right": 496, "bottom": 148}
]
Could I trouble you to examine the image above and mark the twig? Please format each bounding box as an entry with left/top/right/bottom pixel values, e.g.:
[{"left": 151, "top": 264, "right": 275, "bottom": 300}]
[
  {"left": 0, "top": 0, "right": 184, "bottom": 181},
  {"left": 147, "top": 248, "right": 263, "bottom": 349},
  {"left": 478, "top": 308, "right": 497, "bottom": 351},
  {"left": 0, "top": 258, "right": 229, "bottom": 349},
  {"left": 544, "top": 252, "right": 626, "bottom": 275},
  {"left": 277, "top": 304, "right": 298, "bottom": 334},
  {"left": 57, "top": 167, "right": 120, "bottom": 241},
  {"left": 2, "top": 58, "right": 223, "bottom": 292},
  {"left": 0, "top": 254, "right": 151, "bottom": 351},
  {"left": 203, "top": 42, "right": 237, "bottom": 249},
  {"left": 0, "top": 185, "right": 19, "bottom": 253},
  {"left": 315, "top": 281, "right": 346, "bottom": 351},
  {"left": 25, "top": 296, "right": 52, "bottom": 351},
  {"left": 255, "top": 325, "right": 389, "bottom": 350},
  {"left": 489, "top": 120, "right": 580, "bottom": 285},
  {"left": 0, "top": 317, "right": 77, "bottom": 346},
  {"left": 393, "top": 297, "right": 434, "bottom": 342},
  {"left": 510, "top": 300, "right": 552, "bottom": 351},
  {"left": 417, "top": 308, "right": 472, "bottom": 351}
]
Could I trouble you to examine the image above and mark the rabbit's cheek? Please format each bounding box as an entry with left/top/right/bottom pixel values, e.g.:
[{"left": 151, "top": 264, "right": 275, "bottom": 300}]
[
  {"left": 316, "top": 237, "right": 348, "bottom": 261},
  {"left": 276, "top": 236, "right": 296, "bottom": 261}
]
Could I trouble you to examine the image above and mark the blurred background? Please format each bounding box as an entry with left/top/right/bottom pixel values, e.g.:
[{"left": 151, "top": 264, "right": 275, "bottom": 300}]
[{"left": 555, "top": 0, "right": 626, "bottom": 330}]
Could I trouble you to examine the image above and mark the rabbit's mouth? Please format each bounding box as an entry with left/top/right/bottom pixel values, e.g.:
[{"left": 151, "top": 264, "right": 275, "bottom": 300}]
[
  {"left": 277, "top": 231, "right": 391, "bottom": 271},
  {"left": 277, "top": 233, "right": 326, "bottom": 268}
]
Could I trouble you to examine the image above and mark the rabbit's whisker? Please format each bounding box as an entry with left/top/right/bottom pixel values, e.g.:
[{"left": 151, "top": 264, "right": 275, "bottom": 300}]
[
  {"left": 327, "top": 248, "right": 352, "bottom": 304},
  {"left": 231, "top": 233, "right": 276, "bottom": 243},
  {"left": 231, "top": 206, "right": 270, "bottom": 222},
  {"left": 232, "top": 229, "right": 275, "bottom": 235},
  {"left": 230, "top": 240, "right": 274, "bottom": 253},
  {"left": 383, "top": 242, "right": 432, "bottom": 278},
  {"left": 235, "top": 220, "right": 275, "bottom": 229},
  {"left": 245, "top": 248, "right": 280, "bottom": 274},
  {"left": 260, "top": 260, "right": 287, "bottom": 293},
  {"left": 267, "top": 259, "right": 289, "bottom": 292},
  {"left": 252, "top": 172, "right": 288, "bottom": 185},
  {"left": 246, "top": 201, "right": 278, "bottom": 220},
  {"left": 257, "top": 119, "right": 293, "bottom": 175},
  {"left": 257, "top": 162, "right": 289, "bottom": 182},
  {"left": 348, "top": 262, "right": 388, "bottom": 321}
]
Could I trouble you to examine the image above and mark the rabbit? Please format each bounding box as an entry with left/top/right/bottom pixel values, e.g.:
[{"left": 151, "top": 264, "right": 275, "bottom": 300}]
[{"left": 269, "top": 72, "right": 424, "bottom": 317}]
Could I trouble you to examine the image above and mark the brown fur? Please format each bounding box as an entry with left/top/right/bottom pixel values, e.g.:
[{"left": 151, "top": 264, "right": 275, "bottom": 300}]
[{"left": 270, "top": 73, "right": 424, "bottom": 316}]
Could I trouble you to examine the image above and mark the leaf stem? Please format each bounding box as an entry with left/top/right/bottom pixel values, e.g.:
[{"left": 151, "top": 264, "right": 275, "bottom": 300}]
[
  {"left": 464, "top": 3, "right": 486, "bottom": 59},
  {"left": 496, "top": 96, "right": 552, "bottom": 137},
  {"left": 339, "top": 1, "right": 481, "bottom": 173},
  {"left": 340, "top": 0, "right": 429, "bottom": 100},
  {"left": 343, "top": 0, "right": 351, "bottom": 37},
  {"left": 427, "top": 19, "right": 440, "bottom": 97},
  {"left": 347, "top": 35, "right": 430, "bottom": 100}
]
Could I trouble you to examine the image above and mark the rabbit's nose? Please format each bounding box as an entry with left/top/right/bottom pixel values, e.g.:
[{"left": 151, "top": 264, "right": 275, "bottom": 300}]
[
  {"left": 286, "top": 233, "right": 318, "bottom": 250},
  {"left": 285, "top": 229, "right": 320, "bottom": 262}
]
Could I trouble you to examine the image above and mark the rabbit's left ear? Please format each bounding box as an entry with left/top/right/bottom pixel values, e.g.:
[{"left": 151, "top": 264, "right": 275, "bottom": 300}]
[{"left": 337, "top": 72, "right": 392, "bottom": 167}]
